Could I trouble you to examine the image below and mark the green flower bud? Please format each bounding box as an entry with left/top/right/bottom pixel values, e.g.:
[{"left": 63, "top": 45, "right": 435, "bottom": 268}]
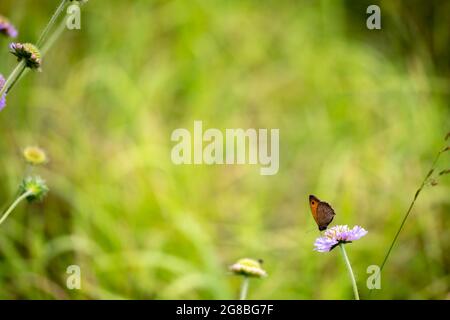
[{"left": 19, "top": 176, "right": 49, "bottom": 202}]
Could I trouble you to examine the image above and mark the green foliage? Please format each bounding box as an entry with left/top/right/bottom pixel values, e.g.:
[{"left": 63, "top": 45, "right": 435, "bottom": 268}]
[{"left": 0, "top": 0, "right": 448, "bottom": 299}]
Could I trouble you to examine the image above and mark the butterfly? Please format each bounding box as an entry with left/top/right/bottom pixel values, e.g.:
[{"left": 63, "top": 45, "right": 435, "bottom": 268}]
[{"left": 309, "top": 195, "right": 336, "bottom": 231}]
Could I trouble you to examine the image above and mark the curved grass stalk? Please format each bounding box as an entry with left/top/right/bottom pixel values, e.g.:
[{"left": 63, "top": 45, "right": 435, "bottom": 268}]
[
  {"left": 371, "top": 140, "right": 449, "bottom": 298},
  {"left": 0, "top": 190, "right": 33, "bottom": 227}
]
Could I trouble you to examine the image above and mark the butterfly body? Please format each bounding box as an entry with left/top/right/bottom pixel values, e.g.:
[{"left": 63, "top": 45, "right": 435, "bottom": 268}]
[{"left": 309, "top": 195, "right": 335, "bottom": 231}]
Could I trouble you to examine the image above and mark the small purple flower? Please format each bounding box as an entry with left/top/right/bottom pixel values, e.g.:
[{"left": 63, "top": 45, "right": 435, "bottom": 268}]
[
  {"left": 0, "top": 15, "right": 18, "bottom": 38},
  {"left": 0, "top": 74, "right": 6, "bottom": 111},
  {"left": 9, "top": 43, "right": 42, "bottom": 70},
  {"left": 314, "top": 225, "right": 367, "bottom": 252}
]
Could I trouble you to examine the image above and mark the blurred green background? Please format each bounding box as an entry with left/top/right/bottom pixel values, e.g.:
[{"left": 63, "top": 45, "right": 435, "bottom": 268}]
[{"left": 0, "top": 0, "right": 449, "bottom": 299}]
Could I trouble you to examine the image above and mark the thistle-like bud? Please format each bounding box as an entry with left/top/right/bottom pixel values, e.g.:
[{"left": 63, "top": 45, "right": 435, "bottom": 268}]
[
  {"left": 0, "top": 74, "right": 6, "bottom": 111},
  {"left": 23, "top": 146, "right": 48, "bottom": 166},
  {"left": 9, "top": 43, "right": 42, "bottom": 71},
  {"left": 0, "top": 15, "right": 18, "bottom": 38},
  {"left": 229, "top": 258, "right": 267, "bottom": 278},
  {"left": 19, "top": 176, "right": 49, "bottom": 202}
]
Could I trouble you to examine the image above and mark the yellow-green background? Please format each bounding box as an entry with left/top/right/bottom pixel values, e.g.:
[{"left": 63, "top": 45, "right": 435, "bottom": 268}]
[{"left": 0, "top": 0, "right": 449, "bottom": 299}]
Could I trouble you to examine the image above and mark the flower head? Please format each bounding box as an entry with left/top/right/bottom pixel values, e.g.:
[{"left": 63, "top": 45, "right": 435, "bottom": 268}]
[
  {"left": 229, "top": 258, "right": 267, "bottom": 278},
  {"left": 0, "top": 15, "right": 18, "bottom": 38},
  {"left": 9, "top": 43, "right": 42, "bottom": 70},
  {"left": 0, "top": 74, "right": 6, "bottom": 111},
  {"left": 314, "top": 225, "right": 367, "bottom": 252},
  {"left": 19, "top": 176, "right": 49, "bottom": 202},
  {"left": 23, "top": 146, "right": 48, "bottom": 165}
]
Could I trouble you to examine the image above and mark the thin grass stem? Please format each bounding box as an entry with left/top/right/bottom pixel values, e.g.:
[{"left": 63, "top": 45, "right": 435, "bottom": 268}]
[
  {"left": 36, "top": 0, "right": 69, "bottom": 47},
  {"left": 370, "top": 144, "right": 447, "bottom": 298},
  {"left": 379, "top": 148, "right": 445, "bottom": 274}
]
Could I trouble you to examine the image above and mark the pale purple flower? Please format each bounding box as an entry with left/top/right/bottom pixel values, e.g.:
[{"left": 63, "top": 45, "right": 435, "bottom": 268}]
[
  {"left": 230, "top": 258, "right": 267, "bottom": 278},
  {"left": 0, "top": 74, "right": 6, "bottom": 111},
  {"left": 314, "top": 225, "right": 367, "bottom": 252},
  {"left": 0, "top": 15, "right": 18, "bottom": 38}
]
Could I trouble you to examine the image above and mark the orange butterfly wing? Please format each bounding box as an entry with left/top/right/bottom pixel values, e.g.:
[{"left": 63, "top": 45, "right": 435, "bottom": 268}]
[
  {"left": 309, "top": 195, "right": 336, "bottom": 231},
  {"left": 309, "top": 195, "right": 321, "bottom": 226}
]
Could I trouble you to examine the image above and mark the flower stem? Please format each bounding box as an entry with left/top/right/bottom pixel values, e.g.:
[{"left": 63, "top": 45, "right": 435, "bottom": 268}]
[
  {"left": 5, "top": 62, "right": 27, "bottom": 94},
  {"left": 0, "top": 190, "right": 33, "bottom": 227},
  {"left": 339, "top": 244, "right": 360, "bottom": 300},
  {"left": 239, "top": 277, "right": 250, "bottom": 300},
  {"left": 0, "top": 60, "right": 26, "bottom": 97},
  {"left": 42, "top": 0, "right": 88, "bottom": 55},
  {"left": 41, "top": 14, "right": 68, "bottom": 56},
  {"left": 36, "top": 0, "right": 69, "bottom": 47}
]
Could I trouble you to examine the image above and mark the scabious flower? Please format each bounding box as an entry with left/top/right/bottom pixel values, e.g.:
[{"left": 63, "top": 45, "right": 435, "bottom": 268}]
[
  {"left": 0, "top": 15, "right": 18, "bottom": 38},
  {"left": 23, "top": 146, "right": 48, "bottom": 165},
  {"left": 314, "top": 225, "right": 367, "bottom": 252},
  {"left": 230, "top": 258, "right": 267, "bottom": 278},
  {"left": 0, "top": 74, "right": 6, "bottom": 111},
  {"left": 9, "top": 43, "right": 42, "bottom": 70},
  {"left": 19, "top": 176, "right": 49, "bottom": 202}
]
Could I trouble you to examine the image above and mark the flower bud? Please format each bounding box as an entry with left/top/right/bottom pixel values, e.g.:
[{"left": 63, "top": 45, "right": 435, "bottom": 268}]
[{"left": 19, "top": 176, "right": 49, "bottom": 202}]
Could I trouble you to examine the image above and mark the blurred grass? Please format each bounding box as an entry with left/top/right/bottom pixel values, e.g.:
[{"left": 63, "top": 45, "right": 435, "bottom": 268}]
[{"left": 0, "top": 0, "right": 449, "bottom": 299}]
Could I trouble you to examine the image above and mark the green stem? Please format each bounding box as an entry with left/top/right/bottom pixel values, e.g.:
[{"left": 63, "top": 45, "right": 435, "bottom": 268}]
[
  {"left": 0, "top": 61, "right": 26, "bottom": 98},
  {"left": 5, "top": 63, "right": 27, "bottom": 94},
  {"left": 41, "top": 13, "right": 68, "bottom": 56},
  {"left": 0, "top": 190, "right": 33, "bottom": 227},
  {"left": 339, "top": 244, "right": 360, "bottom": 300},
  {"left": 368, "top": 144, "right": 447, "bottom": 299},
  {"left": 239, "top": 277, "right": 249, "bottom": 300},
  {"left": 36, "top": 0, "right": 69, "bottom": 47},
  {"left": 42, "top": 0, "right": 88, "bottom": 55}
]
